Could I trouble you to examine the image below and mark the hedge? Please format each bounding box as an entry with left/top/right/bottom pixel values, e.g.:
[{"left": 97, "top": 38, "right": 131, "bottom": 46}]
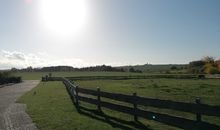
[{"left": 0, "top": 76, "right": 22, "bottom": 85}]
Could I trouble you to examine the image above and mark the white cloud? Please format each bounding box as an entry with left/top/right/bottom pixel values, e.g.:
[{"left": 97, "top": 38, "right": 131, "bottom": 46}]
[
  {"left": 0, "top": 50, "right": 93, "bottom": 69},
  {"left": 2, "top": 50, "right": 26, "bottom": 60}
]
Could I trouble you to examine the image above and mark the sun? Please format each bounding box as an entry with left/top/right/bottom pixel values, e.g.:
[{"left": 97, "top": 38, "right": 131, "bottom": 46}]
[{"left": 39, "top": 0, "right": 87, "bottom": 36}]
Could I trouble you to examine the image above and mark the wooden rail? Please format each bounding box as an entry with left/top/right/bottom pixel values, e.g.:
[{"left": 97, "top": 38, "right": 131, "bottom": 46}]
[
  {"left": 65, "top": 75, "right": 198, "bottom": 80},
  {"left": 43, "top": 75, "right": 199, "bottom": 82},
  {"left": 77, "top": 87, "right": 220, "bottom": 116},
  {"left": 62, "top": 78, "right": 220, "bottom": 130}
]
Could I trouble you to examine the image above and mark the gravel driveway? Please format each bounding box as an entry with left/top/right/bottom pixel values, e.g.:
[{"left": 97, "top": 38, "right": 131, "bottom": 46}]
[{"left": 0, "top": 80, "right": 40, "bottom": 130}]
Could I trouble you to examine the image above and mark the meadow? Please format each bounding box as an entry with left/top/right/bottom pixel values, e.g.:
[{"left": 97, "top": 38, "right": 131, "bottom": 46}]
[
  {"left": 12, "top": 72, "right": 146, "bottom": 80},
  {"left": 17, "top": 72, "right": 220, "bottom": 130}
]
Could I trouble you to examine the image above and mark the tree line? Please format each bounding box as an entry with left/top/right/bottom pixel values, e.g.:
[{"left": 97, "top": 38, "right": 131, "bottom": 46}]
[
  {"left": 8, "top": 56, "right": 220, "bottom": 74},
  {"left": 188, "top": 56, "right": 220, "bottom": 74},
  {"left": 11, "top": 65, "right": 125, "bottom": 72}
]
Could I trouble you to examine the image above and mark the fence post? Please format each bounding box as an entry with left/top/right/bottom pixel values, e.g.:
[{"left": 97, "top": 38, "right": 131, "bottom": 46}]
[
  {"left": 69, "top": 86, "right": 72, "bottom": 99},
  {"left": 75, "top": 86, "right": 79, "bottom": 107},
  {"left": 195, "top": 98, "right": 201, "bottom": 122},
  {"left": 70, "top": 86, "right": 74, "bottom": 100},
  {"left": 97, "top": 87, "right": 102, "bottom": 112},
  {"left": 71, "top": 87, "right": 75, "bottom": 98},
  {"left": 133, "top": 92, "right": 138, "bottom": 122}
]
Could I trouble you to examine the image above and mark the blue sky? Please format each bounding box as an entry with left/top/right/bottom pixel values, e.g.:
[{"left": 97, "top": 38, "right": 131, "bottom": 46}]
[{"left": 0, "top": 0, "right": 220, "bottom": 69}]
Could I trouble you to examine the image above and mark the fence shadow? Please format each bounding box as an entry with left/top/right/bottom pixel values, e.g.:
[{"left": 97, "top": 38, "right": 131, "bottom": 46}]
[
  {"left": 77, "top": 105, "right": 152, "bottom": 130},
  {"left": 64, "top": 79, "right": 220, "bottom": 130},
  {"left": 65, "top": 88, "right": 152, "bottom": 130}
]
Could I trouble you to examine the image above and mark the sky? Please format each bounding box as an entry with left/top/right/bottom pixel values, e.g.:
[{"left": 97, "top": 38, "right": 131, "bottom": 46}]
[{"left": 0, "top": 0, "right": 220, "bottom": 69}]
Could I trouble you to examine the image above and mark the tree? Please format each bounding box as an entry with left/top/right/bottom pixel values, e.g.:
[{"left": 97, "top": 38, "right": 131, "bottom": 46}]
[
  {"left": 188, "top": 60, "right": 205, "bottom": 74},
  {"left": 11, "top": 68, "right": 18, "bottom": 72},
  {"left": 204, "top": 63, "right": 219, "bottom": 74},
  {"left": 188, "top": 57, "right": 219, "bottom": 74},
  {"left": 170, "top": 66, "right": 177, "bottom": 70},
  {"left": 203, "top": 57, "right": 219, "bottom": 74},
  {"left": 129, "top": 67, "right": 135, "bottom": 72},
  {"left": 202, "top": 56, "right": 215, "bottom": 64},
  {"left": 26, "top": 66, "right": 33, "bottom": 72},
  {"left": 129, "top": 67, "right": 142, "bottom": 73},
  {"left": 216, "top": 60, "right": 220, "bottom": 72}
]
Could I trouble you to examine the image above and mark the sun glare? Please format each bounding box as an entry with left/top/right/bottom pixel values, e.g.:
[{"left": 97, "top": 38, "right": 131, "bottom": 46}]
[{"left": 39, "top": 0, "right": 87, "bottom": 36}]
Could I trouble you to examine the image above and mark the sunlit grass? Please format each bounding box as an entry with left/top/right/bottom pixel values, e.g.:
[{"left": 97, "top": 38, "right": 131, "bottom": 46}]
[{"left": 18, "top": 78, "right": 220, "bottom": 130}]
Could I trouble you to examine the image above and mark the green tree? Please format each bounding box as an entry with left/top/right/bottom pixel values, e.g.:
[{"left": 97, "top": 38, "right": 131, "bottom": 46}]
[
  {"left": 170, "top": 66, "right": 177, "bottom": 70},
  {"left": 188, "top": 60, "right": 205, "bottom": 74},
  {"left": 129, "top": 67, "right": 135, "bottom": 72}
]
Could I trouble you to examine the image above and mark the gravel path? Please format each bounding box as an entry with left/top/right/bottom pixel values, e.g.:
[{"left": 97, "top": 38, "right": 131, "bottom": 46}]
[{"left": 0, "top": 80, "right": 40, "bottom": 130}]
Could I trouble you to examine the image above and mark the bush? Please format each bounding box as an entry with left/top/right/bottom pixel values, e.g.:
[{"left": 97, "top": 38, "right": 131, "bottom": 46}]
[
  {"left": 208, "top": 67, "right": 219, "bottom": 74},
  {"left": 204, "top": 63, "right": 219, "bottom": 74},
  {"left": 0, "top": 76, "right": 22, "bottom": 85}
]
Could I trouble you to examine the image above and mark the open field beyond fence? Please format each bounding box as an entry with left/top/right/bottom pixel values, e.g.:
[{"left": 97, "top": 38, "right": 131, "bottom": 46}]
[
  {"left": 19, "top": 75, "right": 220, "bottom": 130},
  {"left": 62, "top": 78, "right": 220, "bottom": 130}
]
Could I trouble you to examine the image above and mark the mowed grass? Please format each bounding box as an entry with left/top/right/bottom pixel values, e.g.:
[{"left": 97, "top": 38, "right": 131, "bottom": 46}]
[
  {"left": 19, "top": 79, "right": 220, "bottom": 130},
  {"left": 18, "top": 82, "right": 145, "bottom": 130},
  {"left": 19, "top": 81, "right": 179, "bottom": 130},
  {"left": 12, "top": 72, "right": 146, "bottom": 80}
]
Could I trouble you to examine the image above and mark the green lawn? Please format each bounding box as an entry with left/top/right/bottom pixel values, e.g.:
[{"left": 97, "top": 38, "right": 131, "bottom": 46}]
[{"left": 18, "top": 79, "right": 220, "bottom": 130}]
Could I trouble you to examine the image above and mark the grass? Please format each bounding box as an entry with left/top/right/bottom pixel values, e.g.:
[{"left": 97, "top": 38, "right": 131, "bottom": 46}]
[
  {"left": 18, "top": 82, "right": 143, "bottom": 130},
  {"left": 19, "top": 81, "right": 180, "bottom": 130},
  {"left": 12, "top": 72, "right": 146, "bottom": 80},
  {"left": 18, "top": 78, "right": 220, "bottom": 130},
  {"left": 76, "top": 79, "right": 220, "bottom": 105},
  {"left": 76, "top": 78, "right": 220, "bottom": 126}
]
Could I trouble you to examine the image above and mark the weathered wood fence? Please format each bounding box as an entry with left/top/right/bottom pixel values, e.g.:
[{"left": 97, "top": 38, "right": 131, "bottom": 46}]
[
  {"left": 61, "top": 78, "right": 220, "bottom": 130},
  {"left": 42, "top": 74, "right": 201, "bottom": 82}
]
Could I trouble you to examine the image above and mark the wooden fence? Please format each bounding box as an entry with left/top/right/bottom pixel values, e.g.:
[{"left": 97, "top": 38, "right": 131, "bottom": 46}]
[
  {"left": 43, "top": 74, "right": 199, "bottom": 82},
  {"left": 64, "top": 75, "right": 198, "bottom": 81},
  {"left": 62, "top": 78, "right": 220, "bottom": 130}
]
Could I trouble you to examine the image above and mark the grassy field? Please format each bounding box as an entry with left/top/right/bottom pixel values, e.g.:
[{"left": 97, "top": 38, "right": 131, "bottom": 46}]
[
  {"left": 75, "top": 78, "right": 220, "bottom": 126},
  {"left": 18, "top": 78, "right": 220, "bottom": 130},
  {"left": 76, "top": 79, "right": 220, "bottom": 105},
  {"left": 19, "top": 82, "right": 130, "bottom": 130},
  {"left": 12, "top": 72, "right": 146, "bottom": 80},
  {"left": 19, "top": 81, "right": 176, "bottom": 130}
]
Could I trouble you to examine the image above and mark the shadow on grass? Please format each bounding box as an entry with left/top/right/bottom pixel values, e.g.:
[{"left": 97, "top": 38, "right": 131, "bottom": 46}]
[
  {"left": 65, "top": 87, "right": 151, "bottom": 130},
  {"left": 65, "top": 85, "right": 220, "bottom": 130},
  {"left": 76, "top": 105, "right": 152, "bottom": 130}
]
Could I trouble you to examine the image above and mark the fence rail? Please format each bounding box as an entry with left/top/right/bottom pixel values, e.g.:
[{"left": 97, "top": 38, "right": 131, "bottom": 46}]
[
  {"left": 44, "top": 75, "right": 199, "bottom": 82},
  {"left": 60, "top": 78, "right": 220, "bottom": 130},
  {"left": 65, "top": 75, "right": 198, "bottom": 80},
  {"left": 77, "top": 87, "right": 220, "bottom": 116}
]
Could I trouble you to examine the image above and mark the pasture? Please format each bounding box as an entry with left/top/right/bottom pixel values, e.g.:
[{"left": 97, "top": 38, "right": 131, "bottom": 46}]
[
  {"left": 12, "top": 72, "right": 146, "bottom": 80},
  {"left": 18, "top": 73, "right": 220, "bottom": 130}
]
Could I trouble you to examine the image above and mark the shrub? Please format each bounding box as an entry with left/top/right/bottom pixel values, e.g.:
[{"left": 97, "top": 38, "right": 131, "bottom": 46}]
[
  {"left": 0, "top": 72, "right": 21, "bottom": 84},
  {"left": 204, "top": 63, "right": 219, "bottom": 74}
]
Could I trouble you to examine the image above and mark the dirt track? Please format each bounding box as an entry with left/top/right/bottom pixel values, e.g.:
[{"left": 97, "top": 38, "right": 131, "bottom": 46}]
[{"left": 0, "top": 80, "right": 39, "bottom": 130}]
